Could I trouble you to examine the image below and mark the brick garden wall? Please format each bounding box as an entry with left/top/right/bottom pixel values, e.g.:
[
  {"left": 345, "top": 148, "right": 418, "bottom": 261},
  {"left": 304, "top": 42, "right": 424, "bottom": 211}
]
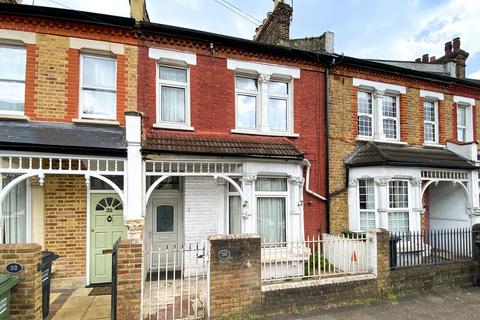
[
  {"left": 44, "top": 175, "right": 87, "bottom": 278},
  {"left": 0, "top": 243, "right": 42, "bottom": 320}
]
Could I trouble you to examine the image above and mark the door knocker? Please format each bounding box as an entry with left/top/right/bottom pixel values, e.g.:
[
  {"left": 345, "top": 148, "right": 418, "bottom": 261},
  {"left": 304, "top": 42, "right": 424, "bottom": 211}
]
[{"left": 107, "top": 215, "right": 113, "bottom": 222}]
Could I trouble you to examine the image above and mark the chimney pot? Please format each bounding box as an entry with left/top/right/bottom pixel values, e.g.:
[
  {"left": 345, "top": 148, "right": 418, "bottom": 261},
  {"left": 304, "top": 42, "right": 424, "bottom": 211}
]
[
  {"left": 422, "top": 54, "right": 429, "bottom": 63},
  {"left": 452, "top": 37, "right": 461, "bottom": 51},
  {"left": 445, "top": 41, "right": 453, "bottom": 54}
]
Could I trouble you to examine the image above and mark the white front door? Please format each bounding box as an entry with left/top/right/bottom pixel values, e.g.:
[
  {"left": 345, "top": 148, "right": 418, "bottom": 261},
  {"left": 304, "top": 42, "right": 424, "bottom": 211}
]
[{"left": 149, "top": 196, "right": 183, "bottom": 268}]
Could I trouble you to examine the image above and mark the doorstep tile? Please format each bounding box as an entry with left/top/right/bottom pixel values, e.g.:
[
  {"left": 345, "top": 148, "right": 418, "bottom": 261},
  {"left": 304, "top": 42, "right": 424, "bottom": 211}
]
[
  {"left": 82, "top": 305, "right": 111, "bottom": 320},
  {"left": 92, "top": 295, "right": 111, "bottom": 306},
  {"left": 51, "top": 307, "right": 87, "bottom": 320}
]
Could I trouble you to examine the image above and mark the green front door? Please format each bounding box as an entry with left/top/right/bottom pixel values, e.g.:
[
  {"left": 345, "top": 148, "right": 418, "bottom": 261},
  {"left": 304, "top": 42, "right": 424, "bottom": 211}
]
[{"left": 89, "top": 194, "right": 127, "bottom": 284}]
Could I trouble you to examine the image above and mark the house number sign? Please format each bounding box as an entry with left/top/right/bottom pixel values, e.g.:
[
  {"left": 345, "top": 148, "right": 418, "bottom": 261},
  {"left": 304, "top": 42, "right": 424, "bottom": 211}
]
[
  {"left": 5, "top": 262, "right": 23, "bottom": 274},
  {"left": 217, "top": 249, "right": 231, "bottom": 260}
]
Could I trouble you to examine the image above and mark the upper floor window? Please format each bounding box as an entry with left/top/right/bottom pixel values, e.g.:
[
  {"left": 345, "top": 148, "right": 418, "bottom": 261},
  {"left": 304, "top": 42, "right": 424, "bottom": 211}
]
[
  {"left": 424, "top": 100, "right": 438, "bottom": 144},
  {"left": 0, "top": 45, "right": 26, "bottom": 115},
  {"left": 353, "top": 78, "right": 406, "bottom": 143},
  {"left": 452, "top": 96, "right": 476, "bottom": 143},
  {"left": 80, "top": 54, "right": 117, "bottom": 120},
  {"left": 235, "top": 75, "right": 292, "bottom": 134},
  {"left": 157, "top": 65, "right": 189, "bottom": 127},
  {"left": 228, "top": 59, "right": 300, "bottom": 137}
]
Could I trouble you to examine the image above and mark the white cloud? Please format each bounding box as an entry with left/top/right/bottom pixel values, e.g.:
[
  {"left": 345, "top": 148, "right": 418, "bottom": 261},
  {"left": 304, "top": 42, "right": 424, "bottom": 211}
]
[{"left": 469, "top": 69, "right": 480, "bottom": 80}]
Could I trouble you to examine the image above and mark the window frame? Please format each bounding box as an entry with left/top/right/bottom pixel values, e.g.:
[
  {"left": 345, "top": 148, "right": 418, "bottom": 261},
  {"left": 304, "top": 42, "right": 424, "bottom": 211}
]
[
  {"left": 79, "top": 54, "right": 117, "bottom": 121},
  {"left": 235, "top": 74, "right": 259, "bottom": 130},
  {"left": 0, "top": 172, "right": 31, "bottom": 244},
  {"left": 381, "top": 93, "right": 400, "bottom": 141},
  {"left": 423, "top": 99, "right": 439, "bottom": 144},
  {"left": 0, "top": 44, "right": 27, "bottom": 116},
  {"left": 456, "top": 103, "right": 468, "bottom": 142},
  {"left": 267, "top": 79, "right": 291, "bottom": 133},
  {"left": 357, "top": 178, "right": 376, "bottom": 232},
  {"left": 227, "top": 177, "right": 242, "bottom": 235},
  {"left": 254, "top": 177, "right": 289, "bottom": 243},
  {"left": 387, "top": 179, "right": 410, "bottom": 233},
  {"left": 357, "top": 90, "right": 374, "bottom": 138},
  {"left": 156, "top": 63, "right": 191, "bottom": 129}
]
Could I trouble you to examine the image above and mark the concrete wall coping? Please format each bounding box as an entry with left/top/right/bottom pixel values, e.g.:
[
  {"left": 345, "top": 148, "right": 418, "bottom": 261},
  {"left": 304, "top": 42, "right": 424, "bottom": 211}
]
[
  {"left": 262, "top": 274, "right": 376, "bottom": 292},
  {"left": 208, "top": 233, "right": 261, "bottom": 241},
  {"left": 368, "top": 228, "right": 389, "bottom": 234}
]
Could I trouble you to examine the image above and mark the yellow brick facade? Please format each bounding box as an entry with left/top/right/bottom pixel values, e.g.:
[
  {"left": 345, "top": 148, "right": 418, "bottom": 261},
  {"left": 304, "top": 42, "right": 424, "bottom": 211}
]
[
  {"left": 34, "top": 34, "right": 69, "bottom": 120},
  {"left": 125, "top": 44, "right": 138, "bottom": 112}
]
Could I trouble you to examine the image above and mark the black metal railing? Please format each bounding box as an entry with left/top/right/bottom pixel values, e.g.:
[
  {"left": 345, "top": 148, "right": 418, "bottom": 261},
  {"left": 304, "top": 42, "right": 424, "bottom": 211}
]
[
  {"left": 111, "top": 240, "right": 120, "bottom": 320},
  {"left": 389, "top": 228, "right": 477, "bottom": 269}
]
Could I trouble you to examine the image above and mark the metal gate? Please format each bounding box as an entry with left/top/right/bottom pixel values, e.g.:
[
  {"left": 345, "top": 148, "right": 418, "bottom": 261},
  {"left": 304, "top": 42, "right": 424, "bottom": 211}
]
[
  {"left": 111, "top": 239, "right": 120, "bottom": 320},
  {"left": 142, "top": 243, "right": 208, "bottom": 320}
]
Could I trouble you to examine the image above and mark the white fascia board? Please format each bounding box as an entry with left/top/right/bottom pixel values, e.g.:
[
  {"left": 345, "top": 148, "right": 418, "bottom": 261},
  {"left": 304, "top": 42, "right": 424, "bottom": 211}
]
[
  {"left": 353, "top": 78, "right": 406, "bottom": 94},
  {"left": 227, "top": 59, "right": 300, "bottom": 79},
  {"left": 0, "top": 29, "right": 36, "bottom": 44},
  {"left": 454, "top": 95, "right": 476, "bottom": 106},
  {"left": 70, "top": 37, "right": 124, "bottom": 55},
  {"left": 148, "top": 48, "right": 197, "bottom": 65},
  {"left": 420, "top": 90, "right": 444, "bottom": 101}
]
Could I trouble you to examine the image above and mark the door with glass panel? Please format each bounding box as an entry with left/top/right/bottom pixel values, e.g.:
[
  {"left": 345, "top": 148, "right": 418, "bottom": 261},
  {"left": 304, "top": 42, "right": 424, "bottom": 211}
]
[
  {"left": 89, "top": 193, "right": 126, "bottom": 284},
  {"left": 149, "top": 197, "right": 182, "bottom": 268}
]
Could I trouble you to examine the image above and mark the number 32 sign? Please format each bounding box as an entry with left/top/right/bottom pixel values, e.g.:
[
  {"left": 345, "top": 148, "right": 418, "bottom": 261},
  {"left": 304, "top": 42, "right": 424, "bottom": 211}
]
[{"left": 5, "top": 263, "right": 23, "bottom": 274}]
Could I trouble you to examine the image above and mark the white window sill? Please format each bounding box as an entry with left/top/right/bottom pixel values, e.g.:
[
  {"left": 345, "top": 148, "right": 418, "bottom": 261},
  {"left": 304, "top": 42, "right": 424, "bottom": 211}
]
[
  {"left": 73, "top": 118, "right": 120, "bottom": 126},
  {"left": 356, "top": 136, "right": 407, "bottom": 145},
  {"left": 231, "top": 129, "right": 299, "bottom": 138},
  {"left": 423, "top": 143, "right": 445, "bottom": 148},
  {"left": 153, "top": 123, "right": 194, "bottom": 131},
  {"left": 0, "top": 114, "right": 29, "bottom": 121}
]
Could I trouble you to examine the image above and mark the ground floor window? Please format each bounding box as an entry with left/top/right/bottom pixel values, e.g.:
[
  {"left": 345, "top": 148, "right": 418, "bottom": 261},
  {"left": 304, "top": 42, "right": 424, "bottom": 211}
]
[
  {"left": 228, "top": 178, "right": 242, "bottom": 234},
  {"left": 255, "top": 177, "right": 287, "bottom": 242},
  {"left": 388, "top": 180, "right": 410, "bottom": 232},
  {"left": 1, "top": 175, "right": 27, "bottom": 244},
  {"left": 358, "top": 179, "right": 375, "bottom": 231}
]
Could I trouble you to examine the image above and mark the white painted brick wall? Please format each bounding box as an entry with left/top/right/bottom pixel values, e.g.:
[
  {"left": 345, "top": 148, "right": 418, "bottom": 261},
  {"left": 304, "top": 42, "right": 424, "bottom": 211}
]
[{"left": 183, "top": 176, "right": 222, "bottom": 245}]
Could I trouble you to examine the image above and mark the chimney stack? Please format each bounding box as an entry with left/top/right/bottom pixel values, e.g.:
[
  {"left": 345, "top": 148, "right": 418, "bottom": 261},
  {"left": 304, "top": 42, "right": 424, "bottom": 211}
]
[
  {"left": 129, "top": 0, "right": 149, "bottom": 22},
  {"left": 444, "top": 41, "right": 453, "bottom": 55},
  {"left": 452, "top": 37, "right": 461, "bottom": 51},
  {"left": 422, "top": 54, "right": 429, "bottom": 63},
  {"left": 253, "top": 0, "right": 293, "bottom": 44}
]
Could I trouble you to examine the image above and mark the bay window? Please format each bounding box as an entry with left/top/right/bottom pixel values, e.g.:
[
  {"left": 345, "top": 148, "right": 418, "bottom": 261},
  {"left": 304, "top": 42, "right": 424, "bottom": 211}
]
[
  {"left": 424, "top": 100, "right": 438, "bottom": 143},
  {"left": 388, "top": 180, "right": 409, "bottom": 232},
  {"left": 80, "top": 54, "right": 117, "bottom": 120},
  {"left": 358, "top": 179, "right": 375, "bottom": 231},
  {"left": 0, "top": 174, "right": 28, "bottom": 244},
  {"left": 0, "top": 45, "right": 26, "bottom": 115},
  {"left": 157, "top": 65, "right": 189, "bottom": 126},
  {"left": 228, "top": 178, "right": 242, "bottom": 235},
  {"left": 255, "top": 178, "right": 287, "bottom": 242}
]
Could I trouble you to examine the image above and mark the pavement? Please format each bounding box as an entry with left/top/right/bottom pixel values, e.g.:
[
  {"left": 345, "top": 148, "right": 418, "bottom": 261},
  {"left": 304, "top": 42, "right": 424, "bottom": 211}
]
[
  {"left": 265, "top": 286, "right": 480, "bottom": 320},
  {"left": 47, "top": 287, "right": 110, "bottom": 320}
]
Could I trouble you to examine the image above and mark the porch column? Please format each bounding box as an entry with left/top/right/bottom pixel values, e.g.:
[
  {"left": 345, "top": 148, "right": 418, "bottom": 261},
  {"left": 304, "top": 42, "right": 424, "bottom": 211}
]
[
  {"left": 348, "top": 178, "right": 360, "bottom": 231},
  {"left": 288, "top": 176, "right": 304, "bottom": 241},
  {"left": 410, "top": 178, "right": 422, "bottom": 232},
  {"left": 125, "top": 112, "right": 144, "bottom": 240},
  {"left": 241, "top": 175, "right": 257, "bottom": 234},
  {"left": 375, "top": 177, "right": 389, "bottom": 229},
  {"left": 468, "top": 171, "right": 480, "bottom": 225}
]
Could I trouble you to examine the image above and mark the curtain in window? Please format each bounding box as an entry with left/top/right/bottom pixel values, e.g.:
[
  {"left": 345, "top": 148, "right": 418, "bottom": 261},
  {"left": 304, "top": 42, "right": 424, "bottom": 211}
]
[
  {"left": 160, "top": 67, "right": 187, "bottom": 83},
  {"left": 237, "top": 95, "right": 256, "bottom": 129},
  {"left": 1, "top": 179, "right": 27, "bottom": 244},
  {"left": 268, "top": 98, "right": 287, "bottom": 131},
  {"left": 229, "top": 195, "right": 242, "bottom": 234},
  {"left": 83, "top": 56, "right": 116, "bottom": 88},
  {"left": 255, "top": 178, "right": 287, "bottom": 191},
  {"left": 83, "top": 90, "right": 116, "bottom": 116},
  {"left": 0, "top": 46, "right": 26, "bottom": 112},
  {"left": 257, "top": 197, "right": 286, "bottom": 243},
  {"left": 161, "top": 86, "right": 185, "bottom": 123}
]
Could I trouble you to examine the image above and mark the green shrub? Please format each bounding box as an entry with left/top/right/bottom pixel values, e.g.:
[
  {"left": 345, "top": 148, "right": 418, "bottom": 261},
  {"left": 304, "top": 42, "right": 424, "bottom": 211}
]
[{"left": 304, "top": 251, "right": 330, "bottom": 275}]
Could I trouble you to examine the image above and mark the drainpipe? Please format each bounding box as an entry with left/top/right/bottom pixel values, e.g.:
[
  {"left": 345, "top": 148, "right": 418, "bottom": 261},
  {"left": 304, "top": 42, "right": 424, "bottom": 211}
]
[
  {"left": 324, "top": 66, "right": 331, "bottom": 233},
  {"left": 302, "top": 159, "right": 327, "bottom": 201}
]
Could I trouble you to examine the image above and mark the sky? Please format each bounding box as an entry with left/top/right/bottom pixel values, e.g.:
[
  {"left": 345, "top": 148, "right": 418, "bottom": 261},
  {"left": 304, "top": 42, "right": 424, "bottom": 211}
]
[{"left": 23, "top": 0, "right": 480, "bottom": 79}]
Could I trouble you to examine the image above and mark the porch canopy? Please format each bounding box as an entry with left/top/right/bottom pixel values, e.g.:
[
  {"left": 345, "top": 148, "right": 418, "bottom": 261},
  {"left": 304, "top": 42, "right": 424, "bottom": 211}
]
[{"left": 0, "top": 121, "right": 127, "bottom": 204}]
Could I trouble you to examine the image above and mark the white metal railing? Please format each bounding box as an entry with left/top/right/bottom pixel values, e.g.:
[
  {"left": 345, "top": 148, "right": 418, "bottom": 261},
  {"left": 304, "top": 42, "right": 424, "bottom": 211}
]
[
  {"left": 261, "top": 234, "right": 371, "bottom": 283},
  {"left": 0, "top": 154, "right": 125, "bottom": 175},
  {"left": 145, "top": 160, "right": 242, "bottom": 175},
  {"left": 421, "top": 169, "right": 468, "bottom": 181},
  {"left": 142, "top": 243, "right": 208, "bottom": 320}
]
